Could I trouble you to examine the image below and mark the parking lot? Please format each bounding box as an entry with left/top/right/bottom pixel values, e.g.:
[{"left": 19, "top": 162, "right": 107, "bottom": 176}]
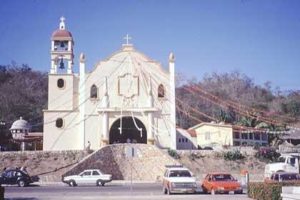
[{"left": 3, "top": 182, "right": 253, "bottom": 200}]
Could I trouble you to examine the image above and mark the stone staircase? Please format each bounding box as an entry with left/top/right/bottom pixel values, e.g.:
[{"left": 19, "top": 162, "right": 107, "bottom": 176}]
[{"left": 63, "top": 144, "right": 179, "bottom": 181}]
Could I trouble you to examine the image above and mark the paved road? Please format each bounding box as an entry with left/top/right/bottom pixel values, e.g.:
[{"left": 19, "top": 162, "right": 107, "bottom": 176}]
[{"left": 4, "top": 183, "right": 253, "bottom": 200}]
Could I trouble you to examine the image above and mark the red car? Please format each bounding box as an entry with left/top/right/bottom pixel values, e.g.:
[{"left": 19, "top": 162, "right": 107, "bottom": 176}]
[{"left": 202, "top": 173, "right": 242, "bottom": 194}]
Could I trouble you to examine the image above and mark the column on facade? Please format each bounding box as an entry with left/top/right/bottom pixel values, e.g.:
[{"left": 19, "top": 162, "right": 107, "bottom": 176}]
[
  {"left": 68, "top": 41, "right": 72, "bottom": 51},
  {"left": 79, "top": 53, "right": 86, "bottom": 150},
  {"left": 101, "top": 77, "right": 109, "bottom": 145},
  {"left": 67, "top": 60, "right": 72, "bottom": 74},
  {"left": 50, "top": 60, "right": 57, "bottom": 74},
  {"left": 147, "top": 77, "right": 154, "bottom": 144},
  {"left": 169, "top": 52, "right": 177, "bottom": 149},
  {"left": 51, "top": 41, "right": 55, "bottom": 51}
]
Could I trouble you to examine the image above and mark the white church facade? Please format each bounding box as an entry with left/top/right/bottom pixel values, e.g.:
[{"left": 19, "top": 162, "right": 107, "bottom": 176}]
[{"left": 43, "top": 17, "right": 177, "bottom": 151}]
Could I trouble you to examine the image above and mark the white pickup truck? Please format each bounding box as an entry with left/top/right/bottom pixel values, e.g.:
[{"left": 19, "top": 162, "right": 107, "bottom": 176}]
[
  {"left": 264, "top": 154, "right": 300, "bottom": 179},
  {"left": 62, "top": 169, "right": 112, "bottom": 187}
]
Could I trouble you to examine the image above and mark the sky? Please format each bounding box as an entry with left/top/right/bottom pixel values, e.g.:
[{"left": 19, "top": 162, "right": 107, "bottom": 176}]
[{"left": 0, "top": 0, "right": 300, "bottom": 91}]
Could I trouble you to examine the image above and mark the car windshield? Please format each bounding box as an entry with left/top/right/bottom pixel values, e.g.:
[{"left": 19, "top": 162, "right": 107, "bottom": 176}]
[
  {"left": 169, "top": 170, "right": 191, "bottom": 177},
  {"left": 212, "top": 174, "right": 235, "bottom": 181},
  {"left": 277, "top": 157, "right": 286, "bottom": 163}
]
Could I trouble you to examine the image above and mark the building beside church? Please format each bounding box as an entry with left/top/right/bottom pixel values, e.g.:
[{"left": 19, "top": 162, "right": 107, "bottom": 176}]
[
  {"left": 189, "top": 122, "right": 268, "bottom": 148},
  {"left": 43, "top": 17, "right": 177, "bottom": 151}
]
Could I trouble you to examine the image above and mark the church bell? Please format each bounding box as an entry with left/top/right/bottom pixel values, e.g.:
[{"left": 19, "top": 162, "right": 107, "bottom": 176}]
[{"left": 59, "top": 58, "right": 65, "bottom": 69}]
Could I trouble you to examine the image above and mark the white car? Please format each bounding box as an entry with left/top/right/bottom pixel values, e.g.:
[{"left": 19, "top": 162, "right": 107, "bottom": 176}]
[
  {"left": 62, "top": 169, "right": 112, "bottom": 187},
  {"left": 162, "top": 166, "right": 197, "bottom": 194}
]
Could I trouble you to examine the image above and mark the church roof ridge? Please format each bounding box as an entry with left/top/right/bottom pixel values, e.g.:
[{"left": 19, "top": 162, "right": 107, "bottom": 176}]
[{"left": 90, "top": 45, "right": 167, "bottom": 74}]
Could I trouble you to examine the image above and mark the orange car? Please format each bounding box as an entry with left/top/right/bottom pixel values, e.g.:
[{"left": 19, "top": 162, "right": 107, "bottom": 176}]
[{"left": 202, "top": 173, "right": 242, "bottom": 194}]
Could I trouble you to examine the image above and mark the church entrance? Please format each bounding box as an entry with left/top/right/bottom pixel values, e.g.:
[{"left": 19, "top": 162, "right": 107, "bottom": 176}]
[{"left": 109, "top": 117, "right": 147, "bottom": 144}]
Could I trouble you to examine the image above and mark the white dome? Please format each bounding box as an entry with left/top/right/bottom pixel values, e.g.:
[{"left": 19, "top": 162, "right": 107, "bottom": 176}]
[{"left": 10, "top": 117, "right": 31, "bottom": 130}]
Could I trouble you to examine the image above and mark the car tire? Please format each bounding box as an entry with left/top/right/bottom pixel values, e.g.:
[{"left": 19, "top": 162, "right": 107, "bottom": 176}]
[
  {"left": 18, "top": 180, "right": 26, "bottom": 187},
  {"left": 69, "top": 180, "right": 77, "bottom": 187},
  {"left": 163, "top": 187, "right": 167, "bottom": 194},
  {"left": 234, "top": 190, "right": 243, "bottom": 194},
  {"left": 96, "top": 180, "right": 105, "bottom": 186},
  {"left": 202, "top": 186, "right": 208, "bottom": 194}
]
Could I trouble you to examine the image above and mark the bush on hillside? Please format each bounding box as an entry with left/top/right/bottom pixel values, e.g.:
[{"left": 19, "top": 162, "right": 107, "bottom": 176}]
[
  {"left": 168, "top": 149, "right": 180, "bottom": 159},
  {"left": 223, "top": 150, "right": 245, "bottom": 161},
  {"left": 255, "top": 147, "right": 281, "bottom": 162}
]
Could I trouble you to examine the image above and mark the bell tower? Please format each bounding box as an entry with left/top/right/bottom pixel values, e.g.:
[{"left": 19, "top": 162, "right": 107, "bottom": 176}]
[
  {"left": 50, "top": 16, "right": 74, "bottom": 74},
  {"left": 47, "top": 17, "right": 77, "bottom": 111}
]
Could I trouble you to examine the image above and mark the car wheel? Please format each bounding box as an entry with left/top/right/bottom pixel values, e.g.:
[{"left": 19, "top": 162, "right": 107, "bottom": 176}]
[
  {"left": 234, "top": 190, "right": 243, "bottom": 194},
  {"left": 18, "top": 180, "right": 26, "bottom": 187},
  {"left": 163, "top": 187, "right": 167, "bottom": 194},
  {"left": 96, "top": 180, "right": 104, "bottom": 186},
  {"left": 69, "top": 180, "right": 77, "bottom": 187},
  {"left": 202, "top": 186, "right": 208, "bottom": 194}
]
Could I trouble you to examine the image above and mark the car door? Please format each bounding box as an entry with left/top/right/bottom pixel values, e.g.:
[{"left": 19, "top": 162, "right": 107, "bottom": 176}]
[
  {"left": 6, "top": 171, "right": 17, "bottom": 185},
  {"left": 77, "top": 171, "right": 92, "bottom": 185},
  {"left": 91, "top": 170, "right": 101, "bottom": 184}
]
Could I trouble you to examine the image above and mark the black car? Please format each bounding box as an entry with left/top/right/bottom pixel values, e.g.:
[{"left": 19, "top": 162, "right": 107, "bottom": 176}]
[{"left": 0, "top": 169, "right": 34, "bottom": 187}]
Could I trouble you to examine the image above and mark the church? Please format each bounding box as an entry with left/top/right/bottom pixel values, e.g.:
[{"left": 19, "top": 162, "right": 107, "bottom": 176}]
[{"left": 43, "top": 17, "right": 177, "bottom": 151}]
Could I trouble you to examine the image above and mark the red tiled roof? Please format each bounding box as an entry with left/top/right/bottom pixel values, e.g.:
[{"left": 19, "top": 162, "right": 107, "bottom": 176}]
[
  {"left": 187, "top": 129, "right": 197, "bottom": 137},
  {"left": 52, "top": 29, "right": 72, "bottom": 39}
]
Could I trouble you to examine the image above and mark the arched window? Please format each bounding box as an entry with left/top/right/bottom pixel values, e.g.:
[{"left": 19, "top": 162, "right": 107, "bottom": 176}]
[
  {"left": 56, "top": 118, "right": 64, "bottom": 128},
  {"left": 158, "top": 84, "right": 165, "bottom": 98},
  {"left": 57, "top": 79, "right": 65, "bottom": 89},
  {"left": 90, "top": 84, "right": 98, "bottom": 99}
]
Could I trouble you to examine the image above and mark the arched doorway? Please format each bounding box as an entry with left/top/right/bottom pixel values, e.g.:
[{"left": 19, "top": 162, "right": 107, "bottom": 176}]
[{"left": 109, "top": 117, "right": 147, "bottom": 144}]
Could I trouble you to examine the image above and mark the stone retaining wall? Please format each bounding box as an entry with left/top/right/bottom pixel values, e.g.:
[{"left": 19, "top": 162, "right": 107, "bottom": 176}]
[
  {"left": 63, "top": 144, "right": 179, "bottom": 181},
  {"left": 0, "top": 150, "right": 89, "bottom": 182},
  {"left": 176, "top": 150, "right": 266, "bottom": 181}
]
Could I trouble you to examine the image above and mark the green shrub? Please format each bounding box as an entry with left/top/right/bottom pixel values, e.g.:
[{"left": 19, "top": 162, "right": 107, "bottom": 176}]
[
  {"left": 167, "top": 149, "right": 180, "bottom": 159},
  {"left": 223, "top": 150, "right": 245, "bottom": 161},
  {"left": 248, "top": 182, "right": 300, "bottom": 200},
  {"left": 255, "top": 147, "right": 281, "bottom": 162}
]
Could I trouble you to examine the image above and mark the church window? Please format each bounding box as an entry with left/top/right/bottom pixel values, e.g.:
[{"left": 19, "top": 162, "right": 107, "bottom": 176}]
[
  {"left": 56, "top": 118, "right": 64, "bottom": 128},
  {"left": 57, "top": 79, "right": 65, "bottom": 89},
  {"left": 90, "top": 84, "right": 98, "bottom": 99},
  {"left": 158, "top": 84, "right": 165, "bottom": 98}
]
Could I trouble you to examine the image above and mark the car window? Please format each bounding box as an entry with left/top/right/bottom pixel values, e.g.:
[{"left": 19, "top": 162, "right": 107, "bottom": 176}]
[
  {"left": 169, "top": 170, "right": 191, "bottom": 177},
  {"left": 82, "top": 171, "right": 91, "bottom": 176},
  {"left": 92, "top": 171, "right": 100, "bottom": 176},
  {"left": 277, "top": 157, "right": 285, "bottom": 163},
  {"left": 212, "top": 174, "right": 235, "bottom": 181},
  {"left": 5, "top": 171, "right": 16, "bottom": 178}
]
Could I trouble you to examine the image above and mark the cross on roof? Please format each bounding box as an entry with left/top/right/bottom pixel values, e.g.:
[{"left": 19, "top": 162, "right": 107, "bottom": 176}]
[
  {"left": 123, "top": 34, "right": 132, "bottom": 45},
  {"left": 60, "top": 16, "right": 65, "bottom": 23}
]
